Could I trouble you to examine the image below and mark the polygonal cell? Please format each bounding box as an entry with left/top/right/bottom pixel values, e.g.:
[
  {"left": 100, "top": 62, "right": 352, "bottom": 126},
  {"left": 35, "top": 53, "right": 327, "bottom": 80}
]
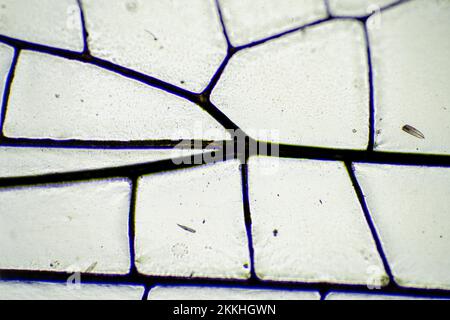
[
  {"left": 369, "top": 0, "right": 450, "bottom": 154},
  {"left": 0, "top": 43, "right": 14, "bottom": 114},
  {"left": 148, "top": 286, "right": 320, "bottom": 300},
  {"left": 0, "top": 148, "right": 205, "bottom": 178},
  {"left": 0, "top": 179, "right": 131, "bottom": 274},
  {"left": 211, "top": 20, "right": 369, "bottom": 149},
  {"left": 82, "top": 0, "right": 227, "bottom": 93},
  {"left": 0, "top": 0, "right": 83, "bottom": 51},
  {"left": 325, "top": 292, "right": 439, "bottom": 300},
  {"left": 0, "top": 281, "right": 145, "bottom": 300},
  {"left": 4, "top": 51, "right": 229, "bottom": 141},
  {"left": 328, "top": 0, "right": 399, "bottom": 16},
  {"left": 354, "top": 163, "right": 450, "bottom": 290},
  {"left": 248, "top": 157, "right": 386, "bottom": 285},
  {"left": 135, "top": 160, "right": 250, "bottom": 279},
  {"left": 219, "top": 0, "right": 327, "bottom": 47}
]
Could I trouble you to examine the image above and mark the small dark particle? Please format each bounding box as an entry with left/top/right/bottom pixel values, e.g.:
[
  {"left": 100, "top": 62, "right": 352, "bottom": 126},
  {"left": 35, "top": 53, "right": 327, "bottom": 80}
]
[
  {"left": 273, "top": 229, "right": 278, "bottom": 237},
  {"left": 55, "top": 94, "right": 60, "bottom": 98},
  {"left": 319, "top": 200, "right": 323, "bottom": 205},
  {"left": 177, "top": 224, "right": 196, "bottom": 234},
  {"left": 144, "top": 29, "right": 158, "bottom": 41},
  {"left": 202, "top": 219, "right": 206, "bottom": 224},
  {"left": 180, "top": 80, "right": 185, "bottom": 84},
  {"left": 243, "top": 263, "right": 249, "bottom": 269},
  {"left": 402, "top": 125, "right": 425, "bottom": 139},
  {"left": 352, "top": 129, "right": 357, "bottom": 133}
]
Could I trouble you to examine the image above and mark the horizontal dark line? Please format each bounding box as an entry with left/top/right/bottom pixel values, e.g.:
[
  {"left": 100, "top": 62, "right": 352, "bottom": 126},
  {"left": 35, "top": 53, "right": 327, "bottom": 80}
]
[
  {"left": 0, "top": 141, "right": 449, "bottom": 188},
  {"left": 1, "top": 269, "right": 449, "bottom": 299},
  {"left": 274, "top": 144, "right": 450, "bottom": 167},
  {"left": 0, "top": 137, "right": 225, "bottom": 150},
  {"left": 0, "top": 151, "right": 233, "bottom": 188}
]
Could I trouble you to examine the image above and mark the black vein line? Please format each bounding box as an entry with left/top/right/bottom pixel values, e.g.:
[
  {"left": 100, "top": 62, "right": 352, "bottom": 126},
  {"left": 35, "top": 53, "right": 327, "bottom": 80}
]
[
  {"left": 1, "top": 144, "right": 449, "bottom": 189},
  {"left": 364, "top": 23, "right": 376, "bottom": 151},
  {"left": 240, "top": 163, "right": 257, "bottom": 280},
  {"left": 128, "top": 177, "right": 138, "bottom": 276},
  {"left": 142, "top": 285, "right": 152, "bottom": 301},
  {"left": 345, "top": 161, "right": 395, "bottom": 285},
  {"left": 76, "top": 0, "right": 90, "bottom": 55},
  {"left": 0, "top": 137, "right": 225, "bottom": 150},
  {"left": 0, "top": 47, "right": 19, "bottom": 136},
  {"left": 0, "top": 150, "right": 228, "bottom": 188},
  {"left": 275, "top": 144, "right": 450, "bottom": 167},
  {"left": 214, "top": 0, "right": 232, "bottom": 49},
  {"left": 0, "top": 34, "right": 199, "bottom": 105},
  {"left": 235, "top": 18, "right": 331, "bottom": 52},
  {"left": 1, "top": 269, "right": 450, "bottom": 300},
  {"left": 201, "top": 52, "right": 234, "bottom": 98},
  {"left": 324, "top": 0, "right": 332, "bottom": 18}
]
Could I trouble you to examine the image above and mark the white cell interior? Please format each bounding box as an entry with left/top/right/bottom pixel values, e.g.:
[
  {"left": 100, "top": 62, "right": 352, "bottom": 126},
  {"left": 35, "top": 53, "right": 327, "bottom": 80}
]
[
  {"left": 218, "top": 0, "right": 327, "bottom": 47},
  {"left": 148, "top": 285, "right": 320, "bottom": 300},
  {"left": 82, "top": 0, "right": 227, "bottom": 93},
  {"left": 0, "top": 179, "right": 131, "bottom": 274},
  {"left": 0, "top": 0, "right": 83, "bottom": 51},
  {"left": 0, "top": 281, "right": 145, "bottom": 300},
  {"left": 354, "top": 163, "right": 450, "bottom": 290},
  {"left": 369, "top": 0, "right": 450, "bottom": 155},
  {"left": 248, "top": 156, "right": 386, "bottom": 285},
  {"left": 0, "top": 147, "right": 205, "bottom": 178},
  {"left": 328, "top": 0, "right": 399, "bottom": 16},
  {"left": 4, "top": 51, "right": 229, "bottom": 141},
  {"left": 211, "top": 20, "right": 369, "bottom": 149},
  {"left": 0, "top": 43, "right": 14, "bottom": 116},
  {"left": 135, "top": 160, "right": 250, "bottom": 279}
]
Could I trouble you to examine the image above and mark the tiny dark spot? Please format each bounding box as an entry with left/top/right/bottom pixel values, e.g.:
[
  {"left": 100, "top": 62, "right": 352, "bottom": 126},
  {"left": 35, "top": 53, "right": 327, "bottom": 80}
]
[
  {"left": 319, "top": 200, "right": 323, "bottom": 205},
  {"left": 352, "top": 129, "right": 357, "bottom": 133},
  {"left": 273, "top": 229, "right": 278, "bottom": 237},
  {"left": 55, "top": 94, "right": 60, "bottom": 98},
  {"left": 202, "top": 219, "right": 206, "bottom": 224},
  {"left": 180, "top": 80, "right": 185, "bottom": 84},
  {"left": 243, "top": 263, "right": 249, "bottom": 269},
  {"left": 276, "top": 193, "right": 280, "bottom": 197},
  {"left": 80, "top": 99, "right": 84, "bottom": 103},
  {"left": 440, "top": 235, "right": 443, "bottom": 239},
  {"left": 376, "top": 129, "right": 382, "bottom": 135}
]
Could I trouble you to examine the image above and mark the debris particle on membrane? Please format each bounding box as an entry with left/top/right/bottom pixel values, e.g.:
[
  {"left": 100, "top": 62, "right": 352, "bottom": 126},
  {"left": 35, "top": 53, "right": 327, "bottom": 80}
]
[
  {"left": 402, "top": 125, "right": 425, "bottom": 139},
  {"left": 177, "top": 224, "right": 196, "bottom": 234}
]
